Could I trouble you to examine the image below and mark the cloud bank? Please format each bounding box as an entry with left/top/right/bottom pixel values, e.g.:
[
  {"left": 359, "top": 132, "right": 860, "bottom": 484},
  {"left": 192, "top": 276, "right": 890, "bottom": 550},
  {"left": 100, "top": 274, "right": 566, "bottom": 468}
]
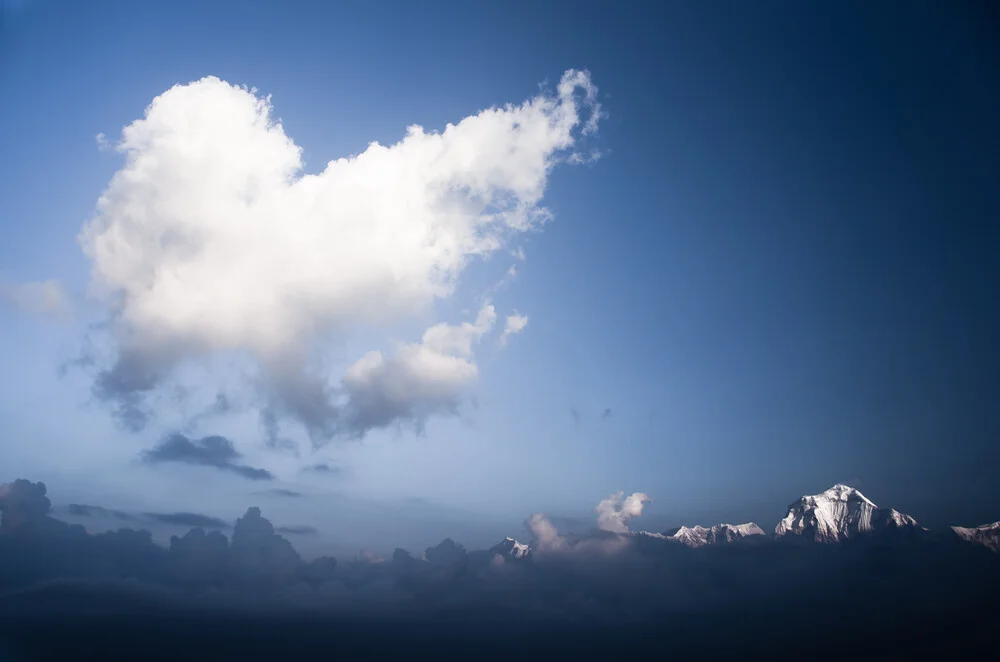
[{"left": 78, "top": 69, "right": 601, "bottom": 442}]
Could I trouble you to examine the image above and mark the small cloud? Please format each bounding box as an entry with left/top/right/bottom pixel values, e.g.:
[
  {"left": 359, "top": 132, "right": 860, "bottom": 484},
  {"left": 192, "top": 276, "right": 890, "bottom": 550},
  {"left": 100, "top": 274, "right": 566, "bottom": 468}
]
[
  {"left": 339, "top": 304, "right": 496, "bottom": 437},
  {"left": 525, "top": 513, "right": 564, "bottom": 552},
  {"left": 143, "top": 512, "right": 230, "bottom": 529},
  {"left": 95, "top": 132, "right": 111, "bottom": 151},
  {"left": 0, "top": 280, "right": 71, "bottom": 319},
  {"left": 66, "top": 504, "right": 137, "bottom": 521},
  {"left": 482, "top": 265, "right": 518, "bottom": 300},
  {"left": 303, "top": 462, "right": 344, "bottom": 475},
  {"left": 257, "top": 488, "right": 303, "bottom": 498},
  {"left": 566, "top": 149, "right": 603, "bottom": 165},
  {"left": 276, "top": 525, "right": 317, "bottom": 535},
  {"left": 142, "top": 433, "right": 274, "bottom": 481},
  {"left": 499, "top": 313, "right": 529, "bottom": 347},
  {"left": 595, "top": 491, "right": 652, "bottom": 533}
]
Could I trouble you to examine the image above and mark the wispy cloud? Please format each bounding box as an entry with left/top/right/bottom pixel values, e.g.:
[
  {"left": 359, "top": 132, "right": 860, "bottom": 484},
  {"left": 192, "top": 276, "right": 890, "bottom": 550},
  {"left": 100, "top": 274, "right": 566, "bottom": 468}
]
[
  {"left": 303, "top": 463, "right": 345, "bottom": 475},
  {"left": 66, "top": 504, "right": 137, "bottom": 521},
  {"left": 257, "top": 488, "right": 303, "bottom": 498},
  {"left": 0, "top": 280, "right": 71, "bottom": 320},
  {"left": 499, "top": 313, "right": 529, "bottom": 347},
  {"left": 143, "top": 512, "right": 231, "bottom": 529}
]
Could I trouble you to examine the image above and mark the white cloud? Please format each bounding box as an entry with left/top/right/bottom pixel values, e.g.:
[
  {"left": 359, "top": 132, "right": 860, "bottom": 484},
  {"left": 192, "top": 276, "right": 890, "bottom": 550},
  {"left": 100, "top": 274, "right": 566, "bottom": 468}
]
[
  {"left": 525, "top": 512, "right": 563, "bottom": 551},
  {"left": 339, "top": 304, "right": 495, "bottom": 435},
  {"left": 0, "top": 280, "right": 71, "bottom": 319},
  {"left": 499, "top": 313, "right": 529, "bottom": 346},
  {"left": 567, "top": 149, "right": 603, "bottom": 165},
  {"left": 482, "top": 264, "right": 518, "bottom": 300},
  {"left": 77, "top": 69, "right": 601, "bottom": 440},
  {"left": 595, "top": 491, "right": 652, "bottom": 533}
]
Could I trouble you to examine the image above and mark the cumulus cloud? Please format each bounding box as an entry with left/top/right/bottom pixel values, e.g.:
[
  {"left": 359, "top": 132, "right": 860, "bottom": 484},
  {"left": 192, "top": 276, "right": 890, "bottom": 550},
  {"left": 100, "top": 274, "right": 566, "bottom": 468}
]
[
  {"left": 78, "top": 69, "right": 601, "bottom": 442},
  {"left": 525, "top": 513, "right": 564, "bottom": 551},
  {"left": 499, "top": 312, "right": 529, "bottom": 346},
  {"left": 339, "top": 304, "right": 496, "bottom": 435},
  {"left": 595, "top": 491, "right": 652, "bottom": 534},
  {"left": 0, "top": 479, "right": 52, "bottom": 533},
  {"left": 0, "top": 280, "right": 71, "bottom": 319},
  {"left": 142, "top": 433, "right": 274, "bottom": 481}
]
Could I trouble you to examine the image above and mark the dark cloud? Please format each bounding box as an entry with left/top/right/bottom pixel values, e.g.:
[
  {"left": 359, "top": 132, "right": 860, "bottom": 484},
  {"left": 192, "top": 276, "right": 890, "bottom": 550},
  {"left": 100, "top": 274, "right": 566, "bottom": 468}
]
[
  {"left": 66, "top": 504, "right": 136, "bottom": 521},
  {"left": 181, "top": 392, "right": 235, "bottom": 435},
  {"left": 257, "top": 489, "right": 303, "bottom": 498},
  {"left": 142, "top": 433, "right": 274, "bottom": 481},
  {"left": 276, "top": 525, "right": 318, "bottom": 536},
  {"left": 258, "top": 407, "right": 300, "bottom": 453},
  {"left": 91, "top": 348, "right": 166, "bottom": 432},
  {"left": 143, "top": 512, "right": 231, "bottom": 529},
  {"left": 303, "top": 462, "right": 344, "bottom": 476},
  {"left": 0, "top": 479, "right": 52, "bottom": 533}
]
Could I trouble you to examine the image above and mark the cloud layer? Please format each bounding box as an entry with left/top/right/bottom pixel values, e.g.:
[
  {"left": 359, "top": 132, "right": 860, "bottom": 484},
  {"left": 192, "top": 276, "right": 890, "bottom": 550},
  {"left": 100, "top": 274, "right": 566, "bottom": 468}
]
[{"left": 79, "top": 69, "right": 601, "bottom": 442}]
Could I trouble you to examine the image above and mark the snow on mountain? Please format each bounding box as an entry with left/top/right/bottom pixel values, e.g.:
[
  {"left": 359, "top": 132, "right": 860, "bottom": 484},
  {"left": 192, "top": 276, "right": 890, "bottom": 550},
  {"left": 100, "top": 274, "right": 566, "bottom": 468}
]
[
  {"left": 775, "top": 484, "right": 920, "bottom": 542},
  {"left": 951, "top": 521, "right": 1000, "bottom": 553},
  {"left": 489, "top": 537, "right": 531, "bottom": 560},
  {"left": 662, "top": 523, "right": 766, "bottom": 548}
]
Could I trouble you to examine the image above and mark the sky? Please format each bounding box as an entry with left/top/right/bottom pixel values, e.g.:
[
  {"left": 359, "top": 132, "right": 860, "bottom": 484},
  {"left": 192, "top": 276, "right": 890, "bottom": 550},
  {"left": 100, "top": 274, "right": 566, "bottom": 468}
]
[{"left": 1, "top": 0, "right": 998, "bottom": 556}]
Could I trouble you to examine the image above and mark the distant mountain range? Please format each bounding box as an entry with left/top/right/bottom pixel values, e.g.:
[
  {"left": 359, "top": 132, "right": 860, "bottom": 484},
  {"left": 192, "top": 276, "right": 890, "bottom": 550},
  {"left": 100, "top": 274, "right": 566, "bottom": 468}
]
[{"left": 494, "top": 484, "right": 1000, "bottom": 556}]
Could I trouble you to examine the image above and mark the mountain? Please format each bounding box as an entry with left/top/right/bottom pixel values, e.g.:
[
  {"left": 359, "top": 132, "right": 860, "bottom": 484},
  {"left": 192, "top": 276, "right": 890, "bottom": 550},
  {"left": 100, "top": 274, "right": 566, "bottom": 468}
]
[
  {"left": 663, "top": 523, "right": 766, "bottom": 548},
  {"left": 489, "top": 537, "right": 531, "bottom": 560},
  {"left": 951, "top": 521, "right": 1000, "bottom": 553},
  {"left": 774, "top": 484, "right": 920, "bottom": 542}
]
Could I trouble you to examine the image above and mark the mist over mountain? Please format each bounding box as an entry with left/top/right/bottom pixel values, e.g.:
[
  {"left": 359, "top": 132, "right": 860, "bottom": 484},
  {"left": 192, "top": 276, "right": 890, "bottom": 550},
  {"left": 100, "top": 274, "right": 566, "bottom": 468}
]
[{"left": 1, "top": 477, "right": 997, "bottom": 660}]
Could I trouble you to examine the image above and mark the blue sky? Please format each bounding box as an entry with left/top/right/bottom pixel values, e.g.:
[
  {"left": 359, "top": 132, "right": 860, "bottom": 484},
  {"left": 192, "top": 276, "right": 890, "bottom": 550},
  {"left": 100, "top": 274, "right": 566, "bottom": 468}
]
[{"left": 1, "top": 0, "right": 998, "bottom": 554}]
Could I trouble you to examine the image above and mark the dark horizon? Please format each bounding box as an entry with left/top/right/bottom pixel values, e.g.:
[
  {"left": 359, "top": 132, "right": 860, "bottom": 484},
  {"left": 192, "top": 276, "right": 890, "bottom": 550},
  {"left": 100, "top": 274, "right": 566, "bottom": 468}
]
[{"left": 2, "top": 476, "right": 999, "bottom": 660}]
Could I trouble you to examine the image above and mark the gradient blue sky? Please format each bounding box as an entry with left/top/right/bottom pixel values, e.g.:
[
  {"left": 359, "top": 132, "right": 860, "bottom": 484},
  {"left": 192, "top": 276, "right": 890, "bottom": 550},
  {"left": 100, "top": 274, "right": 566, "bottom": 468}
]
[{"left": 1, "top": 0, "right": 998, "bottom": 554}]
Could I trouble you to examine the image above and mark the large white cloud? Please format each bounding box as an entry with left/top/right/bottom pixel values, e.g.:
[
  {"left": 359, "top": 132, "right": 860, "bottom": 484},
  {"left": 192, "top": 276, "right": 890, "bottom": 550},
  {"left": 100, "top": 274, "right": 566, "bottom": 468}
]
[{"left": 78, "top": 69, "right": 601, "bottom": 441}]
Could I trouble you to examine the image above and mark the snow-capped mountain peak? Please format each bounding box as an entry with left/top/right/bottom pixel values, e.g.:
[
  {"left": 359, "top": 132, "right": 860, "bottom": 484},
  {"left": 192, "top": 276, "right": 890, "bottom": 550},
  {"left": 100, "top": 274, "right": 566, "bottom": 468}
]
[
  {"left": 775, "top": 484, "right": 919, "bottom": 542},
  {"left": 489, "top": 536, "right": 531, "bottom": 560},
  {"left": 950, "top": 521, "right": 1000, "bottom": 553},
  {"left": 664, "top": 522, "right": 765, "bottom": 548}
]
